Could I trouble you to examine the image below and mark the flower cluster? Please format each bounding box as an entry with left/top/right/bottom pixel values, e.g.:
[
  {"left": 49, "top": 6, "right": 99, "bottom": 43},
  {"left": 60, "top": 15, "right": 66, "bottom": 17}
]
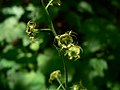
[
  {"left": 55, "top": 31, "right": 83, "bottom": 60},
  {"left": 26, "top": 20, "right": 38, "bottom": 40},
  {"left": 49, "top": 70, "right": 61, "bottom": 83}
]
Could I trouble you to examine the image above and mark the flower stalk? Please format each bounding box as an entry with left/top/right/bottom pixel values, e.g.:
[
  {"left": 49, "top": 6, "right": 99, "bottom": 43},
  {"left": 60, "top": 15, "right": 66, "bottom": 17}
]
[
  {"left": 41, "top": 0, "right": 68, "bottom": 89},
  {"left": 26, "top": 0, "right": 83, "bottom": 89},
  {"left": 45, "top": 0, "right": 53, "bottom": 9},
  {"left": 62, "top": 56, "right": 68, "bottom": 90},
  {"left": 56, "top": 78, "right": 66, "bottom": 90},
  {"left": 41, "top": 0, "right": 57, "bottom": 36}
]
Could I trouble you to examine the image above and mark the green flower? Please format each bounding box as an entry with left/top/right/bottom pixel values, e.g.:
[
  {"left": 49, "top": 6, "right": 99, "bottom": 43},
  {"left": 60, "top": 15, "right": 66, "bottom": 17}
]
[
  {"left": 26, "top": 20, "right": 37, "bottom": 40},
  {"left": 49, "top": 70, "right": 61, "bottom": 83},
  {"left": 66, "top": 44, "right": 83, "bottom": 60},
  {"left": 55, "top": 31, "right": 74, "bottom": 50},
  {"left": 55, "top": 31, "right": 83, "bottom": 60}
]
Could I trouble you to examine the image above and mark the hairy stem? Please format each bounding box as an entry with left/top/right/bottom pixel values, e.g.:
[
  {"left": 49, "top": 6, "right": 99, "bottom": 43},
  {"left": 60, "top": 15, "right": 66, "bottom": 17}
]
[{"left": 41, "top": 0, "right": 57, "bottom": 36}]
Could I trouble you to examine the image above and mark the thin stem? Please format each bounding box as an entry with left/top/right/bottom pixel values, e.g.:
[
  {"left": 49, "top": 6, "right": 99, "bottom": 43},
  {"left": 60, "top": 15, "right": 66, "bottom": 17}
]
[
  {"left": 56, "top": 78, "right": 66, "bottom": 90},
  {"left": 41, "top": 1, "right": 68, "bottom": 90},
  {"left": 56, "top": 84, "right": 62, "bottom": 90},
  {"left": 62, "top": 56, "right": 68, "bottom": 90},
  {"left": 45, "top": 0, "right": 53, "bottom": 9},
  {"left": 34, "top": 28, "right": 51, "bottom": 31},
  {"left": 41, "top": 0, "right": 57, "bottom": 36}
]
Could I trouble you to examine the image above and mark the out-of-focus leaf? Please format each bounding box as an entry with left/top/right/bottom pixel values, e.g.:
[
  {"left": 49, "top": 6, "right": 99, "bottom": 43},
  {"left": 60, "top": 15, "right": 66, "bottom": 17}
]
[
  {"left": 3, "top": 45, "right": 13, "bottom": 53},
  {"left": 0, "top": 59, "right": 19, "bottom": 69},
  {"left": 37, "top": 48, "right": 58, "bottom": 71},
  {"left": 23, "top": 71, "right": 45, "bottom": 90},
  {"left": 22, "top": 35, "right": 31, "bottom": 46},
  {"left": 81, "top": 18, "right": 120, "bottom": 48},
  {"left": 30, "top": 39, "right": 43, "bottom": 51},
  {"left": 83, "top": 39, "right": 101, "bottom": 52},
  {"left": 26, "top": 4, "right": 48, "bottom": 23},
  {"left": 2, "top": 6, "right": 24, "bottom": 19},
  {"left": 2, "top": 45, "right": 19, "bottom": 60},
  {"left": 78, "top": 1, "right": 93, "bottom": 13},
  {"left": 7, "top": 70, "right": 45, "bottom": 90},
  {"left": 26, "top": 4, "right": 36, "bottom": 12},
  {"left": 89, "top": 58, "right": 108, "bottom": 79},
  {"left": 111, "top": 0, "right": 120, "bottom": 9},
  {"left": 37, "top": 54, "right": 50, "bottom": 70},
  {"left": 107, "top": 81, "right": 120, "bottom": 90},
  {"left": 30, "top": 41, "right": 40, "bottom": 51},
  {"left": 0, "top": 17, "right": 26, "bottom": 43},
  {"left": 26, "top": 3, "right": 37, "bottom": 19}
]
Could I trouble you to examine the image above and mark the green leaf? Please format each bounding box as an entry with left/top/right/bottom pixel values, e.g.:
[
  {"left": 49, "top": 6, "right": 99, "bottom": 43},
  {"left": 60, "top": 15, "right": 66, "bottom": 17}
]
[
  {"left": 7, "top": 70, "right": 46, "bottom": 90},
  {"left": 29, "top": 39, "right": 43, "bottom": 51},
  {"left": 89, "top": 58, "right": 108, "bottom": 79},
  {"left": 107, "top": 82, "right": 120, "bottom": 90},
  {"left": 0, "top": 17, "right": 26, "bottom": 43},
  {"left": 0, "top": 59, "right": 19, "bottom": 69},
  {"left": 30, "top": 41, "right": 40, "bottom": 51},
  {"left": 37, "top": 54, "right": 50, "bottom": 70},
  {"left": 2, "top": 6, "right": 24, "bottom": 19},
  {"left": 23, "top": 71, "right": 45, "bottom": 90},
  {"left": 83, "top": 39, "right": 101, "bottom": 52},
  {"left": 78, "top": 1, "right": 93, "bottom": 13}
]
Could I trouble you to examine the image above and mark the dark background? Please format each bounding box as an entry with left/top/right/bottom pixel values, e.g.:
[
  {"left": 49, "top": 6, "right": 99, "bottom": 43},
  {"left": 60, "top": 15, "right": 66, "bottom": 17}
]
[{"left": 0, "top": 0, "right": 120, "bottom": 90}]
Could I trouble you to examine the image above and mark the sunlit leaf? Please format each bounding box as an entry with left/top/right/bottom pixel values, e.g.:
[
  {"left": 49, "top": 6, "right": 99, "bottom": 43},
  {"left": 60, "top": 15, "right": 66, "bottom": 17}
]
[
  {"left": 2, "top": 6, "right": 24, "bottom": 19},
  {"left": 23, "top": 71, "right": 46, "bottom": 90},
  {"left": 0, "top": 17, "right": 26, "bottom": 43},
  {"left": 0, "top": 59, "right": 19, "bottom": 69}
]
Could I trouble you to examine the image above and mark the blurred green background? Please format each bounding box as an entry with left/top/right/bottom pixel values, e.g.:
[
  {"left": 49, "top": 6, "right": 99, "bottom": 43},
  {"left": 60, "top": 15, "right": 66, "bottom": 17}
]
[{"left": 0, "top": 0, "right": 120, "bottom": 90}]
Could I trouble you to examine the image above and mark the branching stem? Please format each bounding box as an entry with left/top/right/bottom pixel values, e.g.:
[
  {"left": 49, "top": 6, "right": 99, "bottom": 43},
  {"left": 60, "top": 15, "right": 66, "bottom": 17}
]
[
  {"left": 56, "top": 78, "right": 66, "bottom": 90},
  {"left": 41, "top": 0, "right": 57, "bottom": 36},
  {"left": 45, "top": 0, "right": 53, "bottom": 9},
  {"left": 41, "top": 0, "right": 68, "bottom": 90}
]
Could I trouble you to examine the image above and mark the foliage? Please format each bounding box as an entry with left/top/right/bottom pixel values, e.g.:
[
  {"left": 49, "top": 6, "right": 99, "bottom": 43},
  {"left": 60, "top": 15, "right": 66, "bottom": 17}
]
[{"left": 0, "top": 0, "right": 120, "bottom": 90}]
